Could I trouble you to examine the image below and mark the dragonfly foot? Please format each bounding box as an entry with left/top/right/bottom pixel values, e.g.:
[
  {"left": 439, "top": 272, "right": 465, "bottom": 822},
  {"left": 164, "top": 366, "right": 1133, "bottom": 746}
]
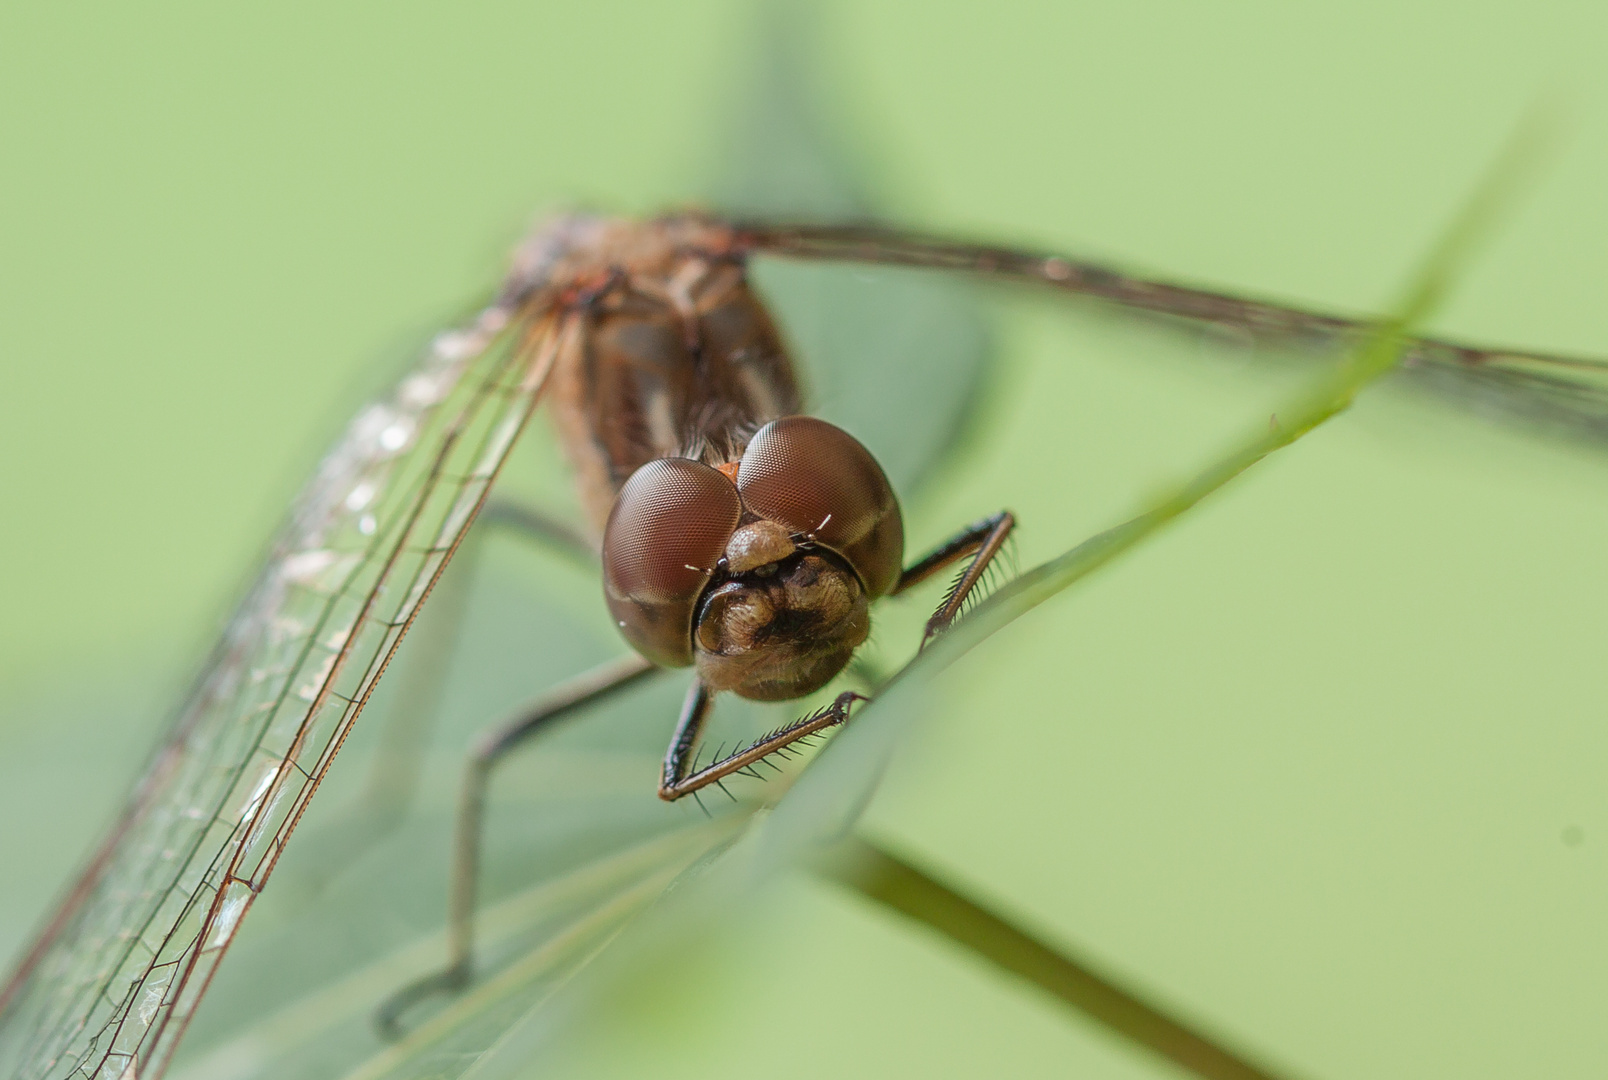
[{"left": 375, "top": 962, "right": 471, "bottom": 1042}]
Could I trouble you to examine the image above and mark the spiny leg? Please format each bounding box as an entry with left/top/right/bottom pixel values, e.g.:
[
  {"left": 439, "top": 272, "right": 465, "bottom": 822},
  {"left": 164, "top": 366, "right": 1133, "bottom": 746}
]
[
  {"left": 658, "top": 512, "right": 1015, "bottom": 800},
  {"left": 375, "top": 652, "right": 659, "bottom": 1039},
  {"left": 892, "top": 511, "right": 1016, "bottom": 647},
  {"left": 658, "top": 682, "right": 866, "bottom": 802}
]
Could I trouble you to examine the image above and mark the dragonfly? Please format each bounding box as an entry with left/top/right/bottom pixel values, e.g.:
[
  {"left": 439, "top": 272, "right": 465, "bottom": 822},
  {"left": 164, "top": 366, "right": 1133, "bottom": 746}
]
[{"left": 3, "top": 208, "right": 1607, "bottom": 1080}]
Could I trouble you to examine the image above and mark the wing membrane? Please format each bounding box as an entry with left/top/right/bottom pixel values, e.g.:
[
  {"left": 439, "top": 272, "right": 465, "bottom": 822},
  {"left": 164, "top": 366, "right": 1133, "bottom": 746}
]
[
  {"left": 739, "top": 222, "right": 1608, "bottom": 441},
  {"left": 0, "top": 281, "right": 571, "bottom": 1080}
]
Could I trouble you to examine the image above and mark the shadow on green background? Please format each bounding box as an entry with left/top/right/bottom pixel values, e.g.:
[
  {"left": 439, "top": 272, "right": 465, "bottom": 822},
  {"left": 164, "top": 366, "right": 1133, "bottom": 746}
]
[{"left": 2, "top": 2, "right": 1608, "bottom": 1077}]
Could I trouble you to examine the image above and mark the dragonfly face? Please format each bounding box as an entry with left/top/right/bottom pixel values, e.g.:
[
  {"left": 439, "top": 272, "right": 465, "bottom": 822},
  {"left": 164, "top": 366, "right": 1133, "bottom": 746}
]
[{"left": 602, "top": 415, "right": 902, "bottom": 700}]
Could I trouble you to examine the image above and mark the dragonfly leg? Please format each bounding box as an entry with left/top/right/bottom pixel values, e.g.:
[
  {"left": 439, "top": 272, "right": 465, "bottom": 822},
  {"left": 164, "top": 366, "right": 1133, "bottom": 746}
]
[
  {"left": 658, "top": 684, "right": 866, "bottom": 802},
  {"left": 374, "top": 652, "right": 660, "bottom": 1039},
  {"left": 658, "top": 679, "right": 712, "bottom": 801},
  {"left": 891, "top": 511, "right": 1015, "bottom": 646},
  {"left": 657, "top": 512, "right": 1014, "bottom": 803}
]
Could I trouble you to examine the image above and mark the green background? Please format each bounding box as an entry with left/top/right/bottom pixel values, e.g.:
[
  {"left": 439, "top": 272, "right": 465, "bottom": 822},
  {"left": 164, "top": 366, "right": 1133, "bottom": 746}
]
[{"left": 3, "top": 1, "right": 1608, "bottom": 1077}]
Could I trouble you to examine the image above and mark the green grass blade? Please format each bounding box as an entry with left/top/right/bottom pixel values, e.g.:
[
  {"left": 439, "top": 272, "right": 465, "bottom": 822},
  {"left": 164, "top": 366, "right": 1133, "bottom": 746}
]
[
  {"left": 744, "top": 114, "right": 1556, "bottom": 1077},
  {"left": 761, "top": 114, "right": 1555, "bottom": 868},
  {"left": 440, "top": 116, "right": 1554, "bottom": 1079},
  {"left": 916, "top": 113, "right": 1554, "bottom": 681},
  {"left": 816, "top": 836, "right": 1295, "bottom": 1080}
]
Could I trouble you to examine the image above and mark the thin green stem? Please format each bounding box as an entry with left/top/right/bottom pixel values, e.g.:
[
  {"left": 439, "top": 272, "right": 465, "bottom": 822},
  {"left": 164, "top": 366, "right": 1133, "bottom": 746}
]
[
  {"left": 891, "top": 110, "right": 1555, "bottom": 709},
  {"left": 798, "top": 117, "right": 1554, "bottom": 1077},
  {"left": 816, "top": 836, "right": 1294, "bottom": 1080}
]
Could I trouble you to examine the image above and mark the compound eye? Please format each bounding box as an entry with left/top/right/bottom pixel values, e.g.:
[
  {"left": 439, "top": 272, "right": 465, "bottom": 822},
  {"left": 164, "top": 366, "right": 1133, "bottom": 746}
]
[
  {"left": 736, "top": 416, "right": 904, "bottom": 598},
  {"left": 603, "top": 458, "right": 742, "bottom": 667}
]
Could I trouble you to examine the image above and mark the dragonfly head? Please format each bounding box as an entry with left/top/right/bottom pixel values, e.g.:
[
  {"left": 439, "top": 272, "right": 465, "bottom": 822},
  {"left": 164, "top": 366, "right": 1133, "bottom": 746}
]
[{"left": 602, "top": 416, "right": 903, "bottom": 699}]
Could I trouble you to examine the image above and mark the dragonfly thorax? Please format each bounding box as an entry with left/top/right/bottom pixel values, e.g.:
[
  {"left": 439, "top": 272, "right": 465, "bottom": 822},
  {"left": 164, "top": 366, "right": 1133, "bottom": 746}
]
[{"left": 542, "top": 218, "right": 803, "bottom": 534}]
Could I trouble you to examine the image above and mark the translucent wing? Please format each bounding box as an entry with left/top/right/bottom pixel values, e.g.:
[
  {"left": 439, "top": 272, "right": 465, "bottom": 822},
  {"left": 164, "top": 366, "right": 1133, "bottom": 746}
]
[
  {"left": 739, "top": 223, "right": 1608, "bottom": 442},
  {"left": 0, "top": 220, "right": 592, "bottom": 1080}
]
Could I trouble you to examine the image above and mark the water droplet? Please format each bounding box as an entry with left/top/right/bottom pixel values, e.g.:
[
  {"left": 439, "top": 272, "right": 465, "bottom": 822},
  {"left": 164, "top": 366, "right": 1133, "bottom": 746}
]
[
  {"left": 136, "top": 972, "right": 170, "bottom": 1027},
  {"left": 432, "top": 329, "right": 475, "bottom": 360},
  {"left": 279, "top": 550, "right": 338, "bottom": 584},
  {"left": 1042, "top": 257, "right": 1073, "bottom": 281},
  {"left": 297, "top": 654, "right": 336, "bottom": 701},
  {"left": 345, "top": 481, "right": 376, "bottom": 511},
  {"left": 379, "top": 420, "right": 413, "bottom": 452},
  {"left": 207, "top": 881, "right": 253, "bottom": 949},
  {"left": 236, "top": 760, "right": 281, "bottom": 824}
]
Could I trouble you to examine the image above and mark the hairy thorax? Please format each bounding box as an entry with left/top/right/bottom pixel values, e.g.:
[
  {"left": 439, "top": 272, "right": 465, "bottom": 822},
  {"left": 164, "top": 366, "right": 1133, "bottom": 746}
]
[{"left": 535, "top": 216, "right": 803, "bottom": 537}]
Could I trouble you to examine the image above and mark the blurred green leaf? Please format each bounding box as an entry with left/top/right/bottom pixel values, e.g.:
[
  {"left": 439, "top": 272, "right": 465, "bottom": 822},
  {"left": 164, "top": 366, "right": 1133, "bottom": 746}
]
[
  {"left": 707, "top": 0, "right": 995, "bottom": 498},
  {"left": 165, "top": 5, "right": 998, "bottom": 1078},
  {"left": 466, "top": 111, "right": 1548, "bottom": 1080}
]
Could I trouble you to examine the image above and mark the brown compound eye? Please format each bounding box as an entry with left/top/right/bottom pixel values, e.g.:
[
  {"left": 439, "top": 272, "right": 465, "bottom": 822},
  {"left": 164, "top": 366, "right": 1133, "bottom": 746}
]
[
  {"left": 603, "top": 458, "right": 742, "bottom": 667},
  {"left": 736, "top": 416, "right": 904, "bottom": 598}
]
